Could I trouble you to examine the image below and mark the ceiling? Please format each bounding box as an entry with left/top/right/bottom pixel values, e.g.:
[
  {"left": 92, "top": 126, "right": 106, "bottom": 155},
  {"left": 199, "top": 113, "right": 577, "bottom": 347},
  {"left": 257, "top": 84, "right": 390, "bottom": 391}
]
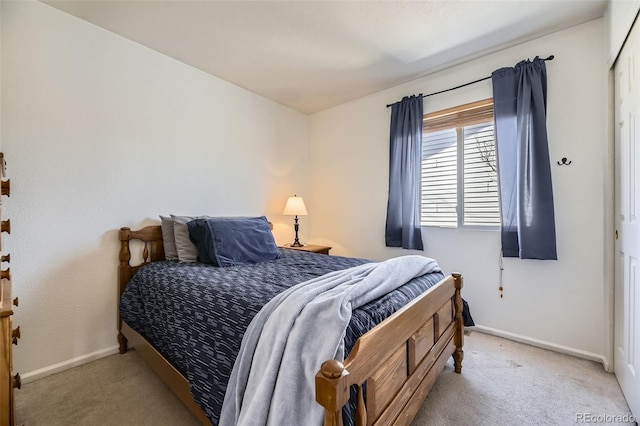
[{"left": 43, "top": 0, "right": 608, "bottom": 114}]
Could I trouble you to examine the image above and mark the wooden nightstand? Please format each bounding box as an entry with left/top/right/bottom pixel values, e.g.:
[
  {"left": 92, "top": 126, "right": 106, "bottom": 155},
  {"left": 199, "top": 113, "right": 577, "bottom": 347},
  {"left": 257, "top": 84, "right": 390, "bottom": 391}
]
[{"left": 280, "top": 244, "right": 332, "bottom": 255}]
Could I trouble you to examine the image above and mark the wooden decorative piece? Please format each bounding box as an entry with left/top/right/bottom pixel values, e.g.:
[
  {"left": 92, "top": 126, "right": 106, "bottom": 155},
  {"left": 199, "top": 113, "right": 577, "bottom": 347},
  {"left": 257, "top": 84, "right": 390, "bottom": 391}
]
[
  {"left": 1, "top": 180, "right": 9, "bottom": 197},
  {"left": 0, "top": 153, "right": 17, "bottom": 425}
]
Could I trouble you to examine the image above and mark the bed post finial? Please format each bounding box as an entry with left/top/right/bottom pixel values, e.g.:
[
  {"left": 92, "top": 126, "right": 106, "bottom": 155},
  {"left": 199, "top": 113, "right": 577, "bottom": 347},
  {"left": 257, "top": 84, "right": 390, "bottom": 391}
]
[
  {"left": 316, "top": 360, "right": 348, "bottom": 426},
  {"left": 452, "top": 273, "right": 464, "bottom": 373}
]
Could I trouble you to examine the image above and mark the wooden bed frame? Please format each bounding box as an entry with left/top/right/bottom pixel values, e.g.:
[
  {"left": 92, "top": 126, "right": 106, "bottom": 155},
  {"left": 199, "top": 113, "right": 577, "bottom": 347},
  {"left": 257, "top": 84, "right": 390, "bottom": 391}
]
[{"left": 118, "top": 225, "right": 464, "bottom": 426}]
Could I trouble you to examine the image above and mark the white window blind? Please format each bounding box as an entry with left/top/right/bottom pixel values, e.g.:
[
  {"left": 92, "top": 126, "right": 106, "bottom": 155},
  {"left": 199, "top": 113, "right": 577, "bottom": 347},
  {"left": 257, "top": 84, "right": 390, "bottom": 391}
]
[
  {"left": 421, "top": 99, "right": 499, "bottom": 228},
  {"left": 462, "top": 123, "right": 500, "bottom": 226},
  {"left": 421, "top": 128, "right": 458, "bottom": 227}
]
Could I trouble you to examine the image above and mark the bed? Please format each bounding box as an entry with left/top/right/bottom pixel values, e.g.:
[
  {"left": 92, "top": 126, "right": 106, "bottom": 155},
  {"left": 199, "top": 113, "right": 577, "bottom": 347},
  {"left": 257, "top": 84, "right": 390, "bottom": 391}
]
[{"left": 117, "top": 222, "right": 465, "bottom": 426}]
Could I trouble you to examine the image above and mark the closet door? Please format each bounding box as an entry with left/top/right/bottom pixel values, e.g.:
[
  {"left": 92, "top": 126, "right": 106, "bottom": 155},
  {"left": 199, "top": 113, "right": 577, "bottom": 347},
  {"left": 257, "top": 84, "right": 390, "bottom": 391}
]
[{"left": 614, "top": 15, "right": 640, "bottom": 421}]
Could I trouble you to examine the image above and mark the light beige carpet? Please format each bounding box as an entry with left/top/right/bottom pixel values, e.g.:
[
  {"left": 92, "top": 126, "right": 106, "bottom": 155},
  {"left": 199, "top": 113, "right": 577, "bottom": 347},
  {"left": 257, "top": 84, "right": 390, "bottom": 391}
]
[
  {"left": 413, "top": 332, "right": 633, "bottom": 426},
  {"left": 15, "top": 332, "right": 633, "bottom": 426}
]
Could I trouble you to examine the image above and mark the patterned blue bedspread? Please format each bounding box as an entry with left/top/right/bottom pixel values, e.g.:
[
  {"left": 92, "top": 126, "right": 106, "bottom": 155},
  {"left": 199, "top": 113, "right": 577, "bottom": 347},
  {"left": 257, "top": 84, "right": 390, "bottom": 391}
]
[{"left": 119, "top": 249, "right": 445, "bottom": 425}]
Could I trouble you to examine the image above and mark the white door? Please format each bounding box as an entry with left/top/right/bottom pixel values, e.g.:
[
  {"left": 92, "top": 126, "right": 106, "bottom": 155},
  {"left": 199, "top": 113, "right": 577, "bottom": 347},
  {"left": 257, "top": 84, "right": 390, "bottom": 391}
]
[{"left": 615, "top": 16, "right": 640, "bottom": 421}]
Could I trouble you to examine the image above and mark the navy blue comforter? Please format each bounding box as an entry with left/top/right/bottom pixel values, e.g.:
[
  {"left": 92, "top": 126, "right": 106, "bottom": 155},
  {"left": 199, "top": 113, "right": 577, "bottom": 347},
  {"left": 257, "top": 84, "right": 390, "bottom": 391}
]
[{"left": 119, "top": 249, "right": 447, "bottom": 424}]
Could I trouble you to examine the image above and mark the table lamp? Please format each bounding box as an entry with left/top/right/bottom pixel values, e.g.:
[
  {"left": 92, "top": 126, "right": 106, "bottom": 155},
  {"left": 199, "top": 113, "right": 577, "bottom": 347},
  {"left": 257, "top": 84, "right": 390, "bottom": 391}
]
[{"left": 283, "top": 195, "right": 308, "bottom": 247}]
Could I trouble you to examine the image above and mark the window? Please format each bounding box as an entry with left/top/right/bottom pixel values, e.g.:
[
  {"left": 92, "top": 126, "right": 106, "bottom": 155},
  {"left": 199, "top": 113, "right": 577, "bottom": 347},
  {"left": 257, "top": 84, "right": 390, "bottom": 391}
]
[{"left": 421, "top": 99, "right": 500, "bottom": 228}]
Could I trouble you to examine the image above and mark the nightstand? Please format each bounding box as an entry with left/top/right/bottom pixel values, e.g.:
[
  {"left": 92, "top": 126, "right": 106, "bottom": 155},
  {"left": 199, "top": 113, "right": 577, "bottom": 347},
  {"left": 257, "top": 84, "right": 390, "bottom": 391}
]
[{"left": 280, "top": 244, "right": 332, "bottom": 255}]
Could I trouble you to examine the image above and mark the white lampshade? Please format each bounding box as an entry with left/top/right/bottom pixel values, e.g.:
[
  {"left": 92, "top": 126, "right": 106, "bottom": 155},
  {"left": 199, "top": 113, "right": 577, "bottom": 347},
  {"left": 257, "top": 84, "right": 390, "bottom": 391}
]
[{"left": 283, "top": 196, "right": 308, "bottom": 216}]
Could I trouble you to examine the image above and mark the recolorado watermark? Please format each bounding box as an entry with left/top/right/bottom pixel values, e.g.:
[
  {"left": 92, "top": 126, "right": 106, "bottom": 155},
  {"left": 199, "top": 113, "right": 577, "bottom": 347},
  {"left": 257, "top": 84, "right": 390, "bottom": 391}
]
[{"left": 576, "top": 412, "right": 636, "bottom": 423}]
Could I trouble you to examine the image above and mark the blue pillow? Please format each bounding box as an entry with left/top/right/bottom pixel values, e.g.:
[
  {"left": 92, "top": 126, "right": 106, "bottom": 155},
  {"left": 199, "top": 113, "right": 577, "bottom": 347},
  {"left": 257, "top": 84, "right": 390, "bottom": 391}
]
[
  {"left": 187, "top": 219, "right": 217, "bottom": 265},
  {"left": 187, "top": 216, "right": 280, "bottom": 267}
]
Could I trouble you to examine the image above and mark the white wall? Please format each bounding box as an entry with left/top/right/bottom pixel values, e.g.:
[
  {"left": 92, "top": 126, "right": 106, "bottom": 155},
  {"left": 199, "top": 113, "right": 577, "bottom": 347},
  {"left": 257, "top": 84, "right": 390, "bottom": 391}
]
[
  {"left": 1, "top": 1, "right": 309, "bottom": 377},
  {"left": 309, "top": 20, "right": 609, "bottom": 364},
  {"left": 606, "top": 0, "right": 640, "bottom": 66},
  {"left": 0, "top": 1, "right": 2, "bottom": 152}
]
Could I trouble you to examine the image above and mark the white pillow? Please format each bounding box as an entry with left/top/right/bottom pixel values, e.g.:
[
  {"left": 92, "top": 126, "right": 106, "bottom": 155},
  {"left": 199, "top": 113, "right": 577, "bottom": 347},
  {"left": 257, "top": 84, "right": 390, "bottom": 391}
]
[{"left": 159, "top": 215, "right": 179, "bottom": 261}]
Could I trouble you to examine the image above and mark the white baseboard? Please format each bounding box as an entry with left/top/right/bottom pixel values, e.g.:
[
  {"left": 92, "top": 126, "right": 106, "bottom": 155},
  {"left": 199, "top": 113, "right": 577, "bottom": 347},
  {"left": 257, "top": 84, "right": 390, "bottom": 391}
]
[
  {"left": 19, "top": 327, "right": 613, "bottom": 385},
  {"left": 470, "top": 325, "right": 611, "bottom": 371},
  {"left": 20, "top": 345, "right": 121, "bottom": 384}
]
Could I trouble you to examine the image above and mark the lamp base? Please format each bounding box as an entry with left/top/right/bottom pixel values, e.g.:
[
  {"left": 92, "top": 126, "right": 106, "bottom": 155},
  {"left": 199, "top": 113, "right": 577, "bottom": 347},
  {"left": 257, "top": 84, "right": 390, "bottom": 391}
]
[{"left": 291, "top": 215, "right": 304, "bottom": 248}]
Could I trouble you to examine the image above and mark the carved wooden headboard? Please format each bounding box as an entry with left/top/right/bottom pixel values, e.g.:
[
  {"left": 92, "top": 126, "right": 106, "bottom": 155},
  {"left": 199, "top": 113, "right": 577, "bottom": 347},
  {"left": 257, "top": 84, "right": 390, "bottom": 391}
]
[
  {"left": 118, "top": 226, "right": 164, "bottom": 298},
  {"left": 118, "top": 220, "right": 273, "bottom": 297}
]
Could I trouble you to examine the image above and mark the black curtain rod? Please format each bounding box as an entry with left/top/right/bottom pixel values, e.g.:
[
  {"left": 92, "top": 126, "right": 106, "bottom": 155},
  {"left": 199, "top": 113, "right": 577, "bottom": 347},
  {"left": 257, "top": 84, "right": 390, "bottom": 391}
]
[{"left": 386, "top": 55, "right": 555, "bottom": 108}]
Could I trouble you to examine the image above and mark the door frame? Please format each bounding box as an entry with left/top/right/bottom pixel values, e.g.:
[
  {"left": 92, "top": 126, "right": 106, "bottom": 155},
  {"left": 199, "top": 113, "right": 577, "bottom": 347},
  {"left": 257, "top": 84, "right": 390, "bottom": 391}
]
[
  {"left": 607, "top": 6, "right": 640, "bottom": 375},
  {"left": 605, "top": 66, "right": 615, "bottom": 374}
]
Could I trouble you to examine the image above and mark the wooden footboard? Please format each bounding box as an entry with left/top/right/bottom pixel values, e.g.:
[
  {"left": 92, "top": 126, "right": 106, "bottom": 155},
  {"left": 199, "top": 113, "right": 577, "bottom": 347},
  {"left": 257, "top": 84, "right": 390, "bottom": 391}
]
[
  {"left": 315, "top": 273, "right": 463, "bottom": 426},
  {"left": 118, "top": 225, "right": 463, "bottom": 426}
]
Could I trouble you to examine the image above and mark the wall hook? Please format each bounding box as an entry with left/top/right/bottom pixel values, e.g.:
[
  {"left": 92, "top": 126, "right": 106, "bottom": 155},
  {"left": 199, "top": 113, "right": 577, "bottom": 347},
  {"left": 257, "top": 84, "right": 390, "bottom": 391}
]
[{"left": 557, "top": 157, "right": 572, "bottom": 166}]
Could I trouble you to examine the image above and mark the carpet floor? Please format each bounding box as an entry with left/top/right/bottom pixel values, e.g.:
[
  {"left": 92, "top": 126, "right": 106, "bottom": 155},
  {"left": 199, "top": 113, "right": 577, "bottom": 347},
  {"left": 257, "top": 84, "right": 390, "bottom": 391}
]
[{"left": 15, "top": 331, "right": 633, "bottom": 425}]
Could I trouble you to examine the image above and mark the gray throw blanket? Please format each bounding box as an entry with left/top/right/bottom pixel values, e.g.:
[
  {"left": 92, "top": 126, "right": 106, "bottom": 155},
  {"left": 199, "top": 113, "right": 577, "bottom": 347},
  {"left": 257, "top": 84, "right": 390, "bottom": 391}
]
[{"left": 219, "top": 255, "right": 441, "bottom": 426}]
